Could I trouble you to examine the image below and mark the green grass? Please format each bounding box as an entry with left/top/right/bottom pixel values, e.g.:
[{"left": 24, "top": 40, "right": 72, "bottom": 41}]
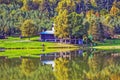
[
  {"left": 93, "top": 39, "right": 120, "bottom": 50},
  {"left": 0, "top": 36, "right": 78, "bottom": 48},
  {"left": 2, "top": 37, "right": 120, "bottom": 58},
  {"left": 0, "top": 36, "right": 79, "bottom": 58},
  {"left": 0, "top": 48, "right": 77, "bottom": 58}
]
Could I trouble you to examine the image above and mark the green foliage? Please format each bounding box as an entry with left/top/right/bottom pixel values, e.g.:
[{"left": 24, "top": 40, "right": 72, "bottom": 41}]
[
  {"left": 20, "top": 19, "right": 37, "bottom": 39},
  {"left": 68, "top": 12, "right": 86, "bottom": 38}
]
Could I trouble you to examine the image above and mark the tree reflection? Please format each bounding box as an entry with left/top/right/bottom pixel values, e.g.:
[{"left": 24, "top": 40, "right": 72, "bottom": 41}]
[
  {"left": 52, "top": 50, "right": 120, "bottom": 80},
  {"left": 54, "top": 58, "right": 69, "bottom": 80},
  {"left": 68, "top": 57, "right": 88, "bottom": 80},
  {"left": 20, "top": 58, "right": 39, "bottom": 76},
  {"left": 0, "top": 58, "right": 55, "bottom": 80},
  {"left": 85, "top": 51, "right": 120, "bottom": 80}
]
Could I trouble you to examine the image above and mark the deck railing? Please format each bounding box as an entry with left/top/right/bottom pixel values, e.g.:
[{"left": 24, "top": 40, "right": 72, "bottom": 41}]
[{"left": 40, "top": 39, "right": 84, "bottom": 44}]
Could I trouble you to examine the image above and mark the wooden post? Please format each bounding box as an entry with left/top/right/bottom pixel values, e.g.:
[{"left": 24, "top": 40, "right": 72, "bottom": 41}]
[
  {"left": 69, "top": 52, "right": 71, "bottom": 60},
  {"left": 65, "top": 39, "right": 67, "bottom": 44},
  {"left": 54, "top": 53, "right": 57, "bottom": 59},
  {"left": 75, "top": 39, "right": 77, "bottom": 44},
  {"left": 69, "top": 39, "right": 71, "bottom": 44},
  {"left": 55, "top": 39, "right": 56, "bottom": 42}
]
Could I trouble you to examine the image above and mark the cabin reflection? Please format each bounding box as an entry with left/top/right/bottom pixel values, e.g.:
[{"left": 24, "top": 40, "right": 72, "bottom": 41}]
[
  {"left": 111, "top": 53, "right": 120, "bottom": 57},
  {"left": 40, "top": 50, "right": 83, "bottom": 61},
  {"left": 40, "top": 50, "right": 83, "bottom": 68},
  {"left": 0, "top": 56, "right": 8, "bottom": 59}
]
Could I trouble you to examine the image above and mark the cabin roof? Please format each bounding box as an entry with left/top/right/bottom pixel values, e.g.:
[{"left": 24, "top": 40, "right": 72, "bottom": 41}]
[{"left": 40, "top": 30, "right": 54, "bottom": 35}]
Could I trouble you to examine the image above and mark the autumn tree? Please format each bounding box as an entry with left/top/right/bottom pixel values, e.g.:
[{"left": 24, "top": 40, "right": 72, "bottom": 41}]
[
  {"left": 20, "top": 19, "right": 37, "bottom": 40},
  {"left": 56, "top": 0, "right": 75, "bottom": 13},
  {"left": 110, "top": 1, "right": 120, "bottom": 16},
  {"left": 54, "top": 9, "right": 69, "bottom": 40},
  {"left": 86, "top": 10, "right": 104, "bottom": 41}
]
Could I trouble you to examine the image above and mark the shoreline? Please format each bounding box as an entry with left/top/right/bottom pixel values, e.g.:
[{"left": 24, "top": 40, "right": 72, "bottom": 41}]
[{"left": 93, "top": 45, "right": 120, "bottom": 50}]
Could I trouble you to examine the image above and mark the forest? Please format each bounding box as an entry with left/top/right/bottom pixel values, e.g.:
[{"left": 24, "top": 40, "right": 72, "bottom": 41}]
[{"left": 0, "top": 0, "right": 120, "bottom": 41}]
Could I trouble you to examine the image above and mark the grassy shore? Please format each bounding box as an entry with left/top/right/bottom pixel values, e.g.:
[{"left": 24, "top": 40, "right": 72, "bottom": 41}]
[
  {"left": 0, "top": 36, "right": 79, "bottom": 58},
  {"left": 1, "top": 37, "right": 120, "bottom": 58},
  {"left": 93, "top": 39, "right": 120, "bottom": 50}
]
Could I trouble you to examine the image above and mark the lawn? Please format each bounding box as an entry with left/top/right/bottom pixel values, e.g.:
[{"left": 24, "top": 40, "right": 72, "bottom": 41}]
[
  {"left": 93, "top": 39, "right": 120, "bottom": 50},
  {"left": 0, "top": 36, "right": 78, "bottom": 49},
  {"left": 0, "top": 36, "right": 79, "bottom": 58}
]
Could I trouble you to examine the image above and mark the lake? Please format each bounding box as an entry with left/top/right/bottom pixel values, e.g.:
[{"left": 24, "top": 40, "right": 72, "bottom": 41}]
[{"left": 0, "top": 49, "right": 120, "bottom": 80}]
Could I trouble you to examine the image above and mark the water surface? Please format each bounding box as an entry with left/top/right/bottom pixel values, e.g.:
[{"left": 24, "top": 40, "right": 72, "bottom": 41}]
[{"left": 0, "top": 49, "right": 120, "bottom": 80}]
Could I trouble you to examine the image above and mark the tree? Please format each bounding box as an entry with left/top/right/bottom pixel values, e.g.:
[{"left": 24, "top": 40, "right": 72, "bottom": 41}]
[
  {"left": 68, "top": 12, "right": 86, "bottom": 38},
  {"left": 20, "top": 19, "right": 37, "bottom": 40},
  {"left": 90, "top": 0, "right": 97, "bottom": 7},
  {"left": 21, "top": 0, "right": 30, "bottom": 11},
  {"left": 110, "top": 1, "right": 120, "bottom": 16},
  {"left": 86, "top": 10, "right": 104, "bottom": 41},
  {"left": 56, "top": 0, "right": 75, "bottom": 13},
  {"left": 54, "top": 9, "right": 69, "bottom": 40}
]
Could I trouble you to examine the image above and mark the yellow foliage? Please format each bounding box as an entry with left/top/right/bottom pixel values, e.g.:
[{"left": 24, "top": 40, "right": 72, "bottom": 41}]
[
  {"left": 21, "top": 0, "right": 30, "bottom": 11},
  {"left": 20, "top": 19, "right": 37, "bottom": 37},
  {"left": 86, "top": 10, "right": 94, "bottom": 21},
  {"left": 110, "top": 74, "right": 120, "bottom": 80},
  {"left": 54, "top": 58, "right": 69, "bottom": 80},
  {"left": 90, "top": 0, "right": 97, "bottom": 7},
  {"left": 54, "top": 9, "right": 69, "bottom": 38},
  {"left": 20, "top": 58, "right": 38, "bottom": 76},
  {"left": 110, "top": 1, "right": 120, "bottom": 16},
  {"left": 56, "top": 0, "right": 75, "bottom": 13}
]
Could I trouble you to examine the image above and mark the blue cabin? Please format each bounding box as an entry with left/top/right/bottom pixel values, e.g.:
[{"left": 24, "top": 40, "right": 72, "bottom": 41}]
[
  {"left": 40, "top": 30, "right": 55, "bottom": 41},
  {"left": 40, "top": 27, "right": 83, "bottom": 44}
]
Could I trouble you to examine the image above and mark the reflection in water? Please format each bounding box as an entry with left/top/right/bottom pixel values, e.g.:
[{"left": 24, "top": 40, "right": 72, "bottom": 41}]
[
  {"left": 54, "top": 58, "right": 69, "bottom": 80},
  {"left": 40, "top": 50, "right": 82, "bottom": 68},
  {"left": 20, "top": 58, "right": 39, "bottom": 76},
  {"left": 0, "top": 49, "right": 120, "bottom": 80}
]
